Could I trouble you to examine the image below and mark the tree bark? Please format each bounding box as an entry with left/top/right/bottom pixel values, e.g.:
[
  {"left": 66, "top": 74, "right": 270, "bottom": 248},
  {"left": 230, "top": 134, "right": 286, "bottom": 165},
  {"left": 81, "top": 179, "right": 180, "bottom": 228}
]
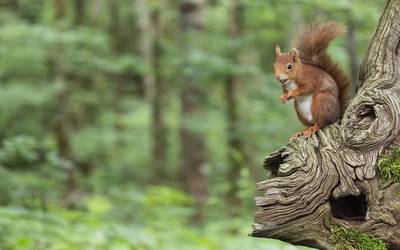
[
  {"left": 179, "top": 0, "right": 208, "bottom": 225},
  {"left": 251, "top": 0, "right": 400, "bottom": 249},
  {"left": 225, "top": 0, "right": 245, "bottom": 211}
]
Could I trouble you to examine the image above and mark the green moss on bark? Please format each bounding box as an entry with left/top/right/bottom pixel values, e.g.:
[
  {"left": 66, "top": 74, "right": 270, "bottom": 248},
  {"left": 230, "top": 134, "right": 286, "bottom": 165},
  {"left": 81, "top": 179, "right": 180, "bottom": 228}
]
[
  {"left": 377, "top": 148, "right": 400, "bottom": 183},
  {"left": 330, "top": 226, "right": 387, "bottom": 250}
]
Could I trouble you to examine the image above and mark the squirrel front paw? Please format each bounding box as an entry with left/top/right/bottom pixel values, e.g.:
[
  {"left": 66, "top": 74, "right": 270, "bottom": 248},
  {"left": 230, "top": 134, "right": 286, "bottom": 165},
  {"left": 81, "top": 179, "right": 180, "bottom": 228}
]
[{"left": 280, "top": 94, "right": 290, "bottom": 103}]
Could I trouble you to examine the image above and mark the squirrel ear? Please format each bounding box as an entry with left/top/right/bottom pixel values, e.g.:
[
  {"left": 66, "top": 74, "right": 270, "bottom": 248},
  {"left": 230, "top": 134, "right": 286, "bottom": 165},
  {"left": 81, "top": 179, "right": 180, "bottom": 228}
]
[
  {"left": 290, "top": 48, "right": 299, "bottom": 63},
  {"left": 275, "top": 46, "right": 281, "bottom": 56}
]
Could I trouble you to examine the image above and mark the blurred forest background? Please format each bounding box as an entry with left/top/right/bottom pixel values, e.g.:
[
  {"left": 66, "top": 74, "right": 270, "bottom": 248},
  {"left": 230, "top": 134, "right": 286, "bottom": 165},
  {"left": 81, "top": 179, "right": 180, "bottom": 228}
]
[{"left": 0, "top": 0, "right": 384, "bottom": 249}]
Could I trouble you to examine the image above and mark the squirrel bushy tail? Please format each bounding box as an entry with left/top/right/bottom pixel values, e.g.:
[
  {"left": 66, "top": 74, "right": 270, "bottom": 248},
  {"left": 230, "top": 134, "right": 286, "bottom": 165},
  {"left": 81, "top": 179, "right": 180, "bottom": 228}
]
[{"left": 293, "top": 21, "right": 352, "bottom": 112}]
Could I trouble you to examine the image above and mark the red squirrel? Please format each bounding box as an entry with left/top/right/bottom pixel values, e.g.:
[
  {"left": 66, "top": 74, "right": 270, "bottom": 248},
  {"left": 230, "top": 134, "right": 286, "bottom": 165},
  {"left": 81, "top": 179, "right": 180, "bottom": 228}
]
[{"left": 274, "top": 21, "right": 352, "bottom": 139}]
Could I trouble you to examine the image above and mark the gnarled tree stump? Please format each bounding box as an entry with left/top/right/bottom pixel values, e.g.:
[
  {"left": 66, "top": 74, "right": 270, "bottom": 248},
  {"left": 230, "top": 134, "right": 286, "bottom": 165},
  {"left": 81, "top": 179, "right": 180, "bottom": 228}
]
[{"left": 251, "top": 1, "right": 400, "bottom": 249}]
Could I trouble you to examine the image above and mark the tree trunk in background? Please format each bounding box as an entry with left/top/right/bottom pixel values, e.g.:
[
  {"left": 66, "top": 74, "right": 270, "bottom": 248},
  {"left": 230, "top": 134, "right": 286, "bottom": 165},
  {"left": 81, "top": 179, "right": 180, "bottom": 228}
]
[
  {"left": 9, "top": 0, "right": 18, "bottom": 12},
  {"left": 53, "top": 0, "right": 76, "bottom": 204},
  {"left": 134, "top": 0, "right": 167, "bottom": 181},
  {"left": 150, "top": 8, "right": 167, "bottom": 183},
  {"left": 179, "top": 0, "right": 208, "bottom": 225},
  {"left": 54, "top": 0, "right": 66, "bottom": 20},
  {"left": 346, "top": 16, "right": 358, "bottom": 85},
  {"left": 72, "top": 0, "right": 94, "bottom": 177},
  {"left": 107, "top": 0, "right": 126, "bottom": 136},
  {"left": 108, "top": 0, "right": 121, "bottom": 52},
  {"left": 55, "top": 85, "right": 75, "bottom": 199},
  {"left": 207, "top": 0, "right": 218, "bottom": 6},
  {"left": 225, "top": 0, "right": 245, "bottom": 213},
  {"left": 251, "top": 0, "right": 400, "bottom": 248},
  {"left": 135, "top": 0, "right": 155, "bottom": 100},
  {"left": 73, "top": 0, "right": 85, "bottom": 26}
]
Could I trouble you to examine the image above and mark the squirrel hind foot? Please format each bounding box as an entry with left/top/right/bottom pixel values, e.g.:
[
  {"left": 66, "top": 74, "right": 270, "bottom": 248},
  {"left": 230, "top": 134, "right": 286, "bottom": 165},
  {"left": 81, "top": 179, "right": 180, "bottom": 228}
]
[
  {"left": 302, "top": 124, "right": 320, "bottom": 137},
  {"left": 290, "top": 125, "right": 320, "bottom": 141}
]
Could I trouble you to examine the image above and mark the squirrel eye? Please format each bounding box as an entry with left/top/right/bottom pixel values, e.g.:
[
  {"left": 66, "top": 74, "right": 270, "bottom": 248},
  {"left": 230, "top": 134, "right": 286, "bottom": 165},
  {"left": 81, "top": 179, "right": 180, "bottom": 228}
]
[{"left": 287, "top": 64, "right": 292, "bottom": 70}]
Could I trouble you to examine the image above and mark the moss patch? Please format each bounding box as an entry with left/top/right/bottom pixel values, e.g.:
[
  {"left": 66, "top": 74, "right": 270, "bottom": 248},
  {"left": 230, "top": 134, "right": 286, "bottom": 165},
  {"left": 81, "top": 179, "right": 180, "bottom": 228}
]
[
  {"left": 377, "top": 148, "right": 400, "bottom": 183},
  {"left": 330, "top": 226, "right": 387, "bottom": 250}
]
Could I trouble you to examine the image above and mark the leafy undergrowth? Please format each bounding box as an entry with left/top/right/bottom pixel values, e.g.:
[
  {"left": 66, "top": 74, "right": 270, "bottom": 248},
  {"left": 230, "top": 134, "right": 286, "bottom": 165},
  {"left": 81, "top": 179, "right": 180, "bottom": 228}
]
[
  {"left": 0, "top": 185, "right": 313, "bottom": 250},
  {"left": 330, "top": 226, "right": 387, "bottom": 250},
  {"left": 377, "top": 148, "right": 400, "bottom": 183}
]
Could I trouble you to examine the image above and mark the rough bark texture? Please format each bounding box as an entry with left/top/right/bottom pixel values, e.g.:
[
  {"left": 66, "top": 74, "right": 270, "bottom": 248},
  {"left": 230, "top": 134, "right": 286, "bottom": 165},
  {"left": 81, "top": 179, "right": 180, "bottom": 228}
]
[{"left": 251, "top": 1, "right": 400, "bottom": 249}]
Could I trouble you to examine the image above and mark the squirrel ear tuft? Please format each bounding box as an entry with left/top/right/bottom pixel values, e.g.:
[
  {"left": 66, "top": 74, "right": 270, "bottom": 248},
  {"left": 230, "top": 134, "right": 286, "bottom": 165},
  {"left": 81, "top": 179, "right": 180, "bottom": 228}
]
[
  {"left": 275, "top": 46, "right": 281, "bottom": 56},
  {"left": 289, "top": 48, "right": 299, "bottom": 63}
]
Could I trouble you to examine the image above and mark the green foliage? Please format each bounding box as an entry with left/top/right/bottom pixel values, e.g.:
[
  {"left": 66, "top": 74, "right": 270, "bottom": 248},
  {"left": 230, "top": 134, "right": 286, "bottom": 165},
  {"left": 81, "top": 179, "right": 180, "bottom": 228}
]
[
  {"left": 0, "top": 135, "right": 42, "bottom": 169},
  {"left": 0, "top": 166, "right": 59, "bottom": 207},
  {"left": 330, "top": 226, "right": 387, "bottom": 250},
  {"left": 0, "top": 184, "right": 313, "bottom": 250},
  {"left": 377, "top": 148, "right": 400, "bottom": 183}
]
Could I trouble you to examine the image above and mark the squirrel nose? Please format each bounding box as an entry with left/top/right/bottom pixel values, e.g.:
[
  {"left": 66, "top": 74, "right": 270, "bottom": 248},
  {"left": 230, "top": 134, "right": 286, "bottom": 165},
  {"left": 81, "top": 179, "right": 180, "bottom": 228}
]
[{"left": 275, "top": 75, "right": 287, "bottom": 83}]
